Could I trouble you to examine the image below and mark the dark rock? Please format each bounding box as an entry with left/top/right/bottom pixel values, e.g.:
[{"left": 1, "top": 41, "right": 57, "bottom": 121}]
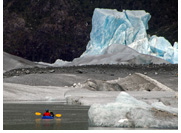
[
  {"left": 76, "top": 69, "right": 83, "bottom": 74},
  {"left": 110, "top": 74, "right": 114, "bottom": 76}
]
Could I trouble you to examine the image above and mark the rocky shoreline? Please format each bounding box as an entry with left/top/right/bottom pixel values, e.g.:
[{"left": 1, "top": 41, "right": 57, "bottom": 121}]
[{"left": 3, "top": 64, "right": 178, "bottom": 77}]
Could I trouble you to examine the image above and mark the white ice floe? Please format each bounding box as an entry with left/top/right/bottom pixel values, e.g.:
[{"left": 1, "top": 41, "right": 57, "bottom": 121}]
[{"left": 88, "top": 92, "right": 178, "bottom": 128}]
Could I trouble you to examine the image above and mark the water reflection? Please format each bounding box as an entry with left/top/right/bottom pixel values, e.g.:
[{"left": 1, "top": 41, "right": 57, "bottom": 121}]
[
  {"left": 35, "top": 118, "right": 62, "bottom": 130},
  {"left": 56, "top": 118, "right": 61, "bottom": 129},
  {"left": 35, "top": 118, "right": 41, "bottom": 129}
]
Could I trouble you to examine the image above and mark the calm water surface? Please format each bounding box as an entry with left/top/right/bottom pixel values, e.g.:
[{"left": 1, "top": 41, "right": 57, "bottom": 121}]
[
  {"left": 4, "top": 103, "right": 169, "bottom": 130},
  {"left": 3, "top": 103, "right": 89, "bottom": 130}
]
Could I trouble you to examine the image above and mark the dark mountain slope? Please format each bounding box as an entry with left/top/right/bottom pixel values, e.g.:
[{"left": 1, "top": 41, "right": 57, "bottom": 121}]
[{"left": 3, "top": 0, "right": 178, "bottom": 63}]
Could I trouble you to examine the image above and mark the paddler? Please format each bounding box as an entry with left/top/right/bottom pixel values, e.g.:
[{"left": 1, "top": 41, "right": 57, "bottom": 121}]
[{"left": 43, "top": 109, "right": 51, "bottom": 116}]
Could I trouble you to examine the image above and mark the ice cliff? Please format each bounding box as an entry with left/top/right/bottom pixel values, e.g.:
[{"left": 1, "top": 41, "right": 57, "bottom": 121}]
[
  {"left": 82, "top": 8, "right": 178, "bottom": 64},
  {"left": 88, "top": 92, "right": 178, "bottom": 128}
]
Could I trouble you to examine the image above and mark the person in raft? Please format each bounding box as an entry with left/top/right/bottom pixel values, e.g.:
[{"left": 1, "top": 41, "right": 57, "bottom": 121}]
[{"left": 43, "top": 109, "right": 51, "bottom": 116}]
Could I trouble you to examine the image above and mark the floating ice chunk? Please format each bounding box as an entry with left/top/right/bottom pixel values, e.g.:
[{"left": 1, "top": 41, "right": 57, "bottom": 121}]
[
  {"left": 151, "top": 102, "right": 178, "bottom": 114},
  {"left": 88, "top": 92, "right": 178, "bottom": 128},
  {"left": 115, "top": 92, "right": 150, "bottom": 108}
]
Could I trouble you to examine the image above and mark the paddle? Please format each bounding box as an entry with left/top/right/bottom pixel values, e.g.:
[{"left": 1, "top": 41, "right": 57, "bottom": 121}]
[
  {"left": 55, "top": 114, "right": 62, "bottom": 117},
  {"left": 35, "top": 112, "right": 62, "bottom": 117},
  {"left": 35, "top": 112, "right": 41, "bottom": 116}
]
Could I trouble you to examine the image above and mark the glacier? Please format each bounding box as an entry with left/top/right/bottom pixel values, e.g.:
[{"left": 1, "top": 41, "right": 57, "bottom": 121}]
[
  {"left": 82, "top": 8, "right": 178, "bottom": 64},
  {"left": 88, "top": 92, "right": 178, "bottom": 128}
]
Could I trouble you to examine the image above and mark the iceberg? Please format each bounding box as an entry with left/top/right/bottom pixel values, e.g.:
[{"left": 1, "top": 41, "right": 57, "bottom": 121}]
[
  {"left": 37, "top": 59, "right": 70, "bottom": 67},
  {"left": 128, "top": 37, "right": 150, "bottom": 54},
  {"left": 82, "top": 8, "right": 178, "bottom": 64},
  {"left": 149, "top": 35, "right": 173, "bottom": 57},
  {"left": 88, "top": 92, "right": 178, "bottom": 128},
  {"left": 82, "top": 9, "right": 151, "bottom": 56},
  {"left": 172, "top": 42, "right": 178, "bottom": 64},
  {"left": 173, "top": 42, "right": 178, "bottom": 49}
]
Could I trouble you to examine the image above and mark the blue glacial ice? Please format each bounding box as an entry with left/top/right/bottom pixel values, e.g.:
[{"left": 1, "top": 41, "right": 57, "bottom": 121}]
[
  {"left": 82, "top": 8, "right": 178, "bottom": 64},
  {"left": 171, "top": 42, "right": 178, "bottom": 64}
]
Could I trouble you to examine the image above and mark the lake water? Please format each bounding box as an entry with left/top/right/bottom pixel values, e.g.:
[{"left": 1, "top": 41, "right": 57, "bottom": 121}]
[
  {"left": 3, "top": 103, "right": 90, "bottom": 130},
  {"left": 3, "top": 103, "right": 170, "bottom": 130}
]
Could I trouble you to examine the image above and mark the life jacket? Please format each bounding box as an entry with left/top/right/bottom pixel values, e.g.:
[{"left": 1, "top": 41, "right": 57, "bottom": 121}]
[{"left": 43, "top": 112, "right": 51, "bottom": 116}]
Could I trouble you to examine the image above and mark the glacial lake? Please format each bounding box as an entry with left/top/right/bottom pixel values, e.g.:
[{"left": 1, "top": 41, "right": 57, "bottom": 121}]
[
  {"left": 3, "top": 103, "right": 171, "bottom": 130},
  {"left": 3, "top": 103, "right": 89, "bottom": 130}
]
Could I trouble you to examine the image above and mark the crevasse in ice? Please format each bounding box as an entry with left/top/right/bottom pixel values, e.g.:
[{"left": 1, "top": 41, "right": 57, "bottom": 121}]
[{"left": 82, "top": 8, "right": 178, "bottom": 64}]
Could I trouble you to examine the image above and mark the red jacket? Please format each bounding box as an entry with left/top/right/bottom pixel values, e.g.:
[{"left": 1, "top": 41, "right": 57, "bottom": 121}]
[{"left": 43, "top": 112, "right": 51, "bottom": 116}]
